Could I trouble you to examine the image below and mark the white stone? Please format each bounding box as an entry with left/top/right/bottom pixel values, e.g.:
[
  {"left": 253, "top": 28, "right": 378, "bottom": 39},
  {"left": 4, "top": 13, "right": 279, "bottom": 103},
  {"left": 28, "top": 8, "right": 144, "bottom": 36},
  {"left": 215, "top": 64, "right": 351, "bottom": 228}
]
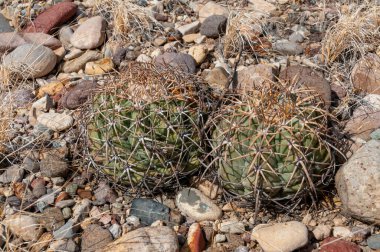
[
  {"left": 333, "top": 226, "right": 353, "bottom": 238},
  {"left": 215, "top": 234, "right": 226, "bottom": 243},
  {"left": 199, "top": 2, "right": 229, "bottom": 22},
  {"left": 251, "top": 221, "right": 308, "bottom": 252},
  {"left": 136, "top": 54, "right": 152, "bottom": 63},
  {"left": 177, "top": 21, "right": 200, "bottom": 36},
  {"left": 70, "top": 16, "right": 107, "bottom": 49},
  {"left": 37, "top": 111, "right": 73, "bottom": 132}
]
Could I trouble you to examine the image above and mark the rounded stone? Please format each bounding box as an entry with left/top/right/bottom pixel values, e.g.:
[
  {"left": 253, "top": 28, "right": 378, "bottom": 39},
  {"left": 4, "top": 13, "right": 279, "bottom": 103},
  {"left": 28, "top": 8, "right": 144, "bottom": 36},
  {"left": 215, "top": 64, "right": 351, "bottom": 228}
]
[
  {"left": 200, "top": 15, "right": 227, "bottom": 38},
  {"left": 3, "top": 44, "right": 57, "bottom": 78},
  {"left": 154, "top": 52, "right": 197, "bottom": 74},
  {"left": 70, "top": 16, "right": 107, "bottom": 49}
]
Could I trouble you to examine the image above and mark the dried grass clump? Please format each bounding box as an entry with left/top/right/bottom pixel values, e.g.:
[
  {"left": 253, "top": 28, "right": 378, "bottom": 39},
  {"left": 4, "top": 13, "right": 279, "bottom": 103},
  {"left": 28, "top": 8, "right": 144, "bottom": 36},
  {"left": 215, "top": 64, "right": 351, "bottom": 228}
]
[
  {"left": 223, "top": 11, "right": 271, "bottom": 58},
  {"left": 321, "top": 5, "right": 380, "bottom": 65},
  {"left": 94, "top": 0, "right": 162, "bottom": 43}
]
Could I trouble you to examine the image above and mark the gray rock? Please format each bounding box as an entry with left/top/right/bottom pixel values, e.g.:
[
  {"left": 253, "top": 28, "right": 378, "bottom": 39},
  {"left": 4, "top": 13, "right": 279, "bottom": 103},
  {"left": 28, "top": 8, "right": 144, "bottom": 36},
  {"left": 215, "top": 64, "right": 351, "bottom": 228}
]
[
  {"left": 219, "top": 220, "right": 245, "bottom": 234},
  {"left": 63, "top": 50, "right": 102, "bottom": 73},
  {"left": 109, "top": 223, "right": 122, "bottom": 239},
  {"left": 273, "top": 40, "right": 303, "bottom": 55},
  {"left": 177, "top": 21, "right": 200, "bottom": 36},
  {"left": 130, "top": 198, "right": 170, "bottom": 226},
  {"left": 81, "top": 224, "right": 113, "bottom": 252},
  {"left": 53, "top": 219, "right": 76, "bottom": 239},
  {"left": 97, "top": 226, "right": 179, "bottom": 252},
  {"left": 70, "top": 16, "right": 107, "bottom": 49},
  {"left": 62, "top": 207, "right": 72, "bottom": 219},
  {"left": 200, "top": 15, "right": 227, "bottom": 38},
  {"left": 94, "top": 181, "right": 117, "bottom": 204},
  {"left": 251, "top": 221, "right": 308, "bottom": 252},
  {"left": 0, "top": 165, "right": 24, "bottom": 183},
  {"left": 199, "top": 2, "right": 229, "bottom": 22},
  {"left": 289, "top": 31, "right": 305, "bottom": 43},
  {"left": 0, "top": 13, "right": 13, "bottom": 32},
  {"left": 175, "top": 188, "right": 222, "bottom": 221},
  {"left": 215, "top": 234, "right": 226, "bottom": 243},
  {"left": 154, "top": 52, "right": 197, "bottom": 73},
  {"left": 235, "top": 246, "right": 249, "bottom": 252},
  {"left": 3, "top": 44, "right": 57, "bottom": 78},
  {"left": 72, "top": 198, "right": 91, "bottom": 222},
  {"left": 55, "top": 199, "right": 76, "bottom": 208},
  {"left": 59, "top": 26, "right": 74, "bottom": 48},
  {"left": 40, "top": 154, "right": 69, "bottom": 178},
  {"left": 335, "top": 139, "right": 380, "bottom": 224},
  {"left": 367, "top": 234, "right": 380, "bottom": 250}
]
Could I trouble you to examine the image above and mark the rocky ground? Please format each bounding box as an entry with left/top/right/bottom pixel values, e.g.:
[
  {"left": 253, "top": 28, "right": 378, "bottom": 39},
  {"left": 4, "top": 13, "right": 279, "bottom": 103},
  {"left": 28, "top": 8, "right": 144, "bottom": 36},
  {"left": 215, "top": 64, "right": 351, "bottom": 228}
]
[{"left": 0, "top": 0, "right": 379, "bottom": 251}]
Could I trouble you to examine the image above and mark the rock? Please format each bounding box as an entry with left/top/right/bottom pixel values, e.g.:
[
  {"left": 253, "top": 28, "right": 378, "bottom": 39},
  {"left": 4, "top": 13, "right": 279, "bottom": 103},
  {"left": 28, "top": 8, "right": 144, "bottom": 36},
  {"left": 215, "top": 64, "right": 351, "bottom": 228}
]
[
  {"left": 200, "top": 15, "right": 227, "bottom": 38},
  {"left": 0, "top": 165, "right": 24, "bottom": 183},
  {"left": 22, "top": 33, "right": 62, "bottom": 49},
  {"left": 98, "top": 226, "right": 179, "bottom": 252},
  {"left": 312, "top": 225, "right": 332, "bottom": 241},
  {"left": 65, "top": 48, "right": 84, "bottom": 60},
  {"left": 320, "top": 237, "right": 360, "bottom": 252},
  {"left": 333, "top": 226, "right": 352, "bottom": 238},
  {"left": 251, "top": 221, "right": 308, "bottom": 252},
  {"left": 63, "top": 50, "right": 102, "bottom": 73},
  {"left": 109, "top": 223, "right": 122, "bottom": 239},
  {"left": 273, "top": 40, "right": 303, "bottom": 55},
  {"left": 197, "top": 180, "right": 222, "bottom": 200},
  {"left": 371, "top": 128, "right": 380, "bottom": 140},
  {"left": 56, "top": 199, "right": 76, "bottom": 208},
  {"left": 235, "top": 246, "right": 249, "bottom": 252},
  {"left": 3, "top": 44, "right": 56, "bottom": 78},
  {"left": 37, "top": 111, "right": 73, "bottom": 132},
  {"left": 219, "top": 221, "right": 245, "bottom": 234},
  {"left": 183, "top": 33, "right": 201, "bottom": 43},
  {"left": 279, "top": 65, "right": 331, "bottom": 108},
  {"left": 32, "top": 178, "right": 47, "bottom": 198},
  {"left": 94, "top": 181, "right": 117, "bottom": 204},
  {"left": 154, "top": 37, "right": 167, "bottom": 46},
  {"left": 136, "top": 54, "right": 152, "bottom": 63},
  {"left": 154, "top": 52, "right": 197, "bottom": 74},
  {"left": 54, "top": 46, "right": 66, "bottom": 61},
  {"left": 72, "top": 198, "right": 91, "bottom": 222},
  {"left": 367, "top": 234, "right": 380, "bottom": 250},
  {"left": 70, "top": 16, "right": 107, "bottom": 49},
  {"left": 130, "top": 198, "right": 170, "bottom": 226},
  {"left": 215, "top": 234, "right": 226, "bottom": 243},
  {"left": 23, "top": 2, "right": 78, "bottom": 34},
  {"left": 3, "top": 214, "right": 43, "bottom": 241},
  {"left": 237, "top": 64, "right": 275, "bottom": 92},
  {"left": 49, "top": 239, "right": 78, "bottom": 252},
  {"left": 176, "top": 188, "right": 222, "bottom": 221},
  {"left": 53, "top": 219, "right": 76, "bottom": 239},
  {"left": 40, "top": 207, "right": 65, "bottom": 231},
  {"left": 81, "top": 224, "right": 113, "bottom": 252},
  {"left": 177, "top": 21, "right": 200, "bottom": 36},
  {"left": 344, "top": 94, "right": 380, "bottom": 141},
  {"left": 0, "top": 32, "right": 25, "bottom": 52},
  {"left": 0, "top": 13, "right": 12, "bottom": 32},
  {"left": 248, "top": 0, "right": 276, "bottom": 19},
  {"left": 205, "top": 67, "right": 229, "bottom": 91},
  {"left": 199, "top": 2, "right": 229, "bottom": 22},
  {"left": 37, "top": 81, "right": 65, "bottom": 98},
  {"left": 59, "top": 80, "right": 98, "bottom": 110},
  {"left": 352, "top": 53, "right": 380, "bottom": 95},
  {"left": 184, "top": 223, "right": 206, "bottom": 252},
  {"left": 84, "top": 58, "right": 114, "bottom": 75},
  {"left": 59, "top": 26, "right": 74, "bottom": 47},
  {"left": 335, "top": 139, "right": 380, "bottom": 224},
  {"left": 188, "top": 45, "right": 207, "bottom": 65},
  {"left": 289, "top": 31, "right": 305, "bottom": 43},
  {"left": 40, "top": 154, "right": 69, "bottom": 178}
]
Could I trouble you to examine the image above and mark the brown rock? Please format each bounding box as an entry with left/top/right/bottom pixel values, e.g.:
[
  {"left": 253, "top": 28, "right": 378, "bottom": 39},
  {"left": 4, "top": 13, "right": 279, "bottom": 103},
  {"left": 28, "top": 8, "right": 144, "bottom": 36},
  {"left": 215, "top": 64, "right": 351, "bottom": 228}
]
[
  {"left": 30, "top": 232, "right": 53, "bottom": 252},
  {"left": 183, "top": 223, "right": 206, "bottom": 252},
  {"left": 352, "top": 53, "right": 380, "bottom": 95},
  {"left": 24, "top": 2, "right": 78, "bottom": 34},
  {"left": 0, "top": 32, "right": 62, "bottom": 52},
  {"left": 237, "top": 64, "right": 275, "bottom": 92},
  {"left": 205, "top": 67, "right": 229, "bottom": 91},
  {"left": 40, "top": 207, "right": 65, "bottom": 231},
  {"left": 0, "top": 32, "right": 25, "bottom": 52},
  {"left": 81, "top": 224, "right": 113, "bottom": 252},
  {"left": 55, "top": 192, "right": 70, "bottom": 203},
  {"left": 279, "top": 65, "right": 331, "bottom": 108},
  {"left": 320, "top": 237, "right": 361, "bottom": 252},
  {"left": 59, "top": 80, "right": 98, "bottom": 110},
  {"left": 98, "top": 226, "right": 179, "bottom": 252},
  {"left": 77, "top": 189, "right": 93, "bottom": 199},
  {"left": 37, "top": 81, "right": 65, "bottom": 98}
]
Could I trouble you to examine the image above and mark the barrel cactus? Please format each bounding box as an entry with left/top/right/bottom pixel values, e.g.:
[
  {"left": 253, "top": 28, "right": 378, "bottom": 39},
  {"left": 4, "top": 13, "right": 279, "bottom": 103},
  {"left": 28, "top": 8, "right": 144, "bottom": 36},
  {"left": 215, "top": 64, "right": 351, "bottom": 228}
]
[
  {"left": 86, "top": 63, "right": 208, "bottom": 191},
  {"left": 209, "top": 83, "right": 335, "bottom": 205}
]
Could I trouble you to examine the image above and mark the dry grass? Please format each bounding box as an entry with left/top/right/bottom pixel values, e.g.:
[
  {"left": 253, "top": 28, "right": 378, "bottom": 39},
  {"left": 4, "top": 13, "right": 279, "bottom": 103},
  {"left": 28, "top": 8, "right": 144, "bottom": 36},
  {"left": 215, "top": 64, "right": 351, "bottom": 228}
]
[{"left": 94, "top": 0, "right": 163, "bottom": 44}]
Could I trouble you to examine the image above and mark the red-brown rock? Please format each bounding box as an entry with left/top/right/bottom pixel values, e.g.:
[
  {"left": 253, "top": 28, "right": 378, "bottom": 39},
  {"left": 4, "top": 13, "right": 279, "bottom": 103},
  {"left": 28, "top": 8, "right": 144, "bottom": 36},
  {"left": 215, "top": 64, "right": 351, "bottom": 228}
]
[
  {"left": 320, "top": 237, "right": 361, "bottom": 252},
  {"left": 23, "top": 2, "right": 78, "bottom": 34},
  {"left": 183, "top": 223, "right": 206, "bottom": 252},
  {"left": 352, "top": 53, "right": 380, "bottom": 95}
]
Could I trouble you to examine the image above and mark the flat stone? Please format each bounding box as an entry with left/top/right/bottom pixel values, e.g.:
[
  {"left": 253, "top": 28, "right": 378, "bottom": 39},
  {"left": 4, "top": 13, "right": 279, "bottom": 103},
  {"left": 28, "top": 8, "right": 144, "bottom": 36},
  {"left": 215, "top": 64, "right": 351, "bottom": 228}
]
[
  {"left": 219, "top": 221, "right": 245, "bottom": 234},
  {"left": 3, "top": 214, "right": 43, "bottom": 241},
  {"left": 183, "top": 33, "right": 201, "bottom": 43},
  {"left": 367, "top": 234, "right": 380, "bottom": 250},
  {"left": 273, "top": 40, "right": 303, "bottom": 55},
  {"left": 40, "top": 153, "right": 69, "bottom": 178},
  {"left": 335, "top": 139, "right": 380, "bottom": 224},
  {"left": 251, "top": 221, "right": 308, "bottom": 252},
  {"left": 81, "top": 224, "right": 113, "bottom": 252},
  {"left": 130, "top": 198, "right": 170, "bottom": 226},
  {"left": 344, "top": 94, "right": 380, "bottom": 141},
  {"left": 3, "top": 44, "right": 56, "bottom": 78},
  {"left": 0, "top": 165, "right": 24, "bottom": 183},
  {"left": 352, "top": 53, "right": 380, "bottom": 95},
  {"left": 200, "top": 15, "right": 227, "bottom": 38},
  {"left": 70, "top": 16, "right": 107, "bottom": 49},
  {"left": 0, "top": 13, "right": 13, "bottom": 32},
  {"left": 97, "top": 226, "right": 179, "bottom": 252},
  {"left": 176, "top": 188, "right": 222, "bottom": 221},
  {"left": 53, "top": 219, "right": 76, "bottom": 239},
  {"left": 320, "top": 237, "right": 360, "bottom": 252},
  {"left": 59, "top": 80, "right": 98, "bottom": 110},
  {"left": 154, "top": 52, "right": 197, "bottom": 73},
  {"left": 94, "top": 181, "right": 117, "bottom": 204},
  {"left": 199, "top": 2, "right": 229, "bottom": 22},
  {"left": 63, "top": 50, "right": 102, "bottom": 73},
  {"left": 177, "top": 21, "right": 200, "bottom": 36},
  {"left": 84, "top": 58, "right": 114, "bottom": 75},
  {"left": 37, "top": 111, "right": 73, "bottom": 132},
  {"left": 24, "top": 2, "right": 78, "bottom": 34}
]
